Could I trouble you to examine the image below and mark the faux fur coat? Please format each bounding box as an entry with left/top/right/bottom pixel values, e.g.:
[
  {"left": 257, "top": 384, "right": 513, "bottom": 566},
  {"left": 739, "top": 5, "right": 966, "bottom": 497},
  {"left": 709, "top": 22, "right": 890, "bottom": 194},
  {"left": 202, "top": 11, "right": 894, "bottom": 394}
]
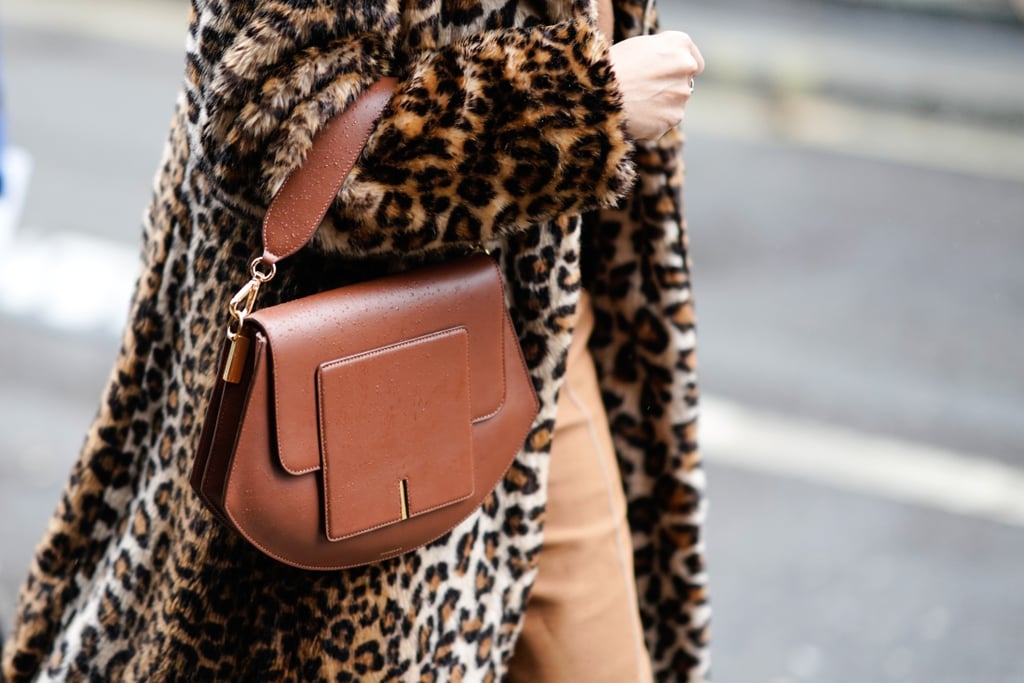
[{"left": 1, "top": 0, "right": 709, "bottom": 680}]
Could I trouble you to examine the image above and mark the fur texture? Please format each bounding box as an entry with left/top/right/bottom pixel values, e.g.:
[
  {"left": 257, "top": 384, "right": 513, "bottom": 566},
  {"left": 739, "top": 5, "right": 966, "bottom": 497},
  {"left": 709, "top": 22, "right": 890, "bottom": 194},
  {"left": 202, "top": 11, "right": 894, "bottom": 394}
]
[{"left": 1, "top": 0, "right": 709, "bottom": 680}]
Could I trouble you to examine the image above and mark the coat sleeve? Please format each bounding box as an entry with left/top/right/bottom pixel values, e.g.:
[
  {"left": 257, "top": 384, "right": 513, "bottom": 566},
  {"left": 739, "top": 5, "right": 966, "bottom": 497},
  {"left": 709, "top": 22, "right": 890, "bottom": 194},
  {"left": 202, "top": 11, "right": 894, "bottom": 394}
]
[{"left": 192, "top": 1, "right": 636, "bottom": 256}]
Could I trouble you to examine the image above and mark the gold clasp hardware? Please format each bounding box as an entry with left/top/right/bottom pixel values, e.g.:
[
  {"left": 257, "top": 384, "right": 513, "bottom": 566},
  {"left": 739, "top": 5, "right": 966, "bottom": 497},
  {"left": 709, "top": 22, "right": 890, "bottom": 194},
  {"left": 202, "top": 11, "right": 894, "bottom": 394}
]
[
  {"left": 222, "top": 279, "right": 261, "bottom": 382},
  {"left": 399, "top": 479, "right": 410, "bottom": 521},
  {"left": 230, "top": 278, "right": 261, "bottom": 314},
  {"left": 249, "top": 256, "right": 277, "bottom": 283},
  {"left": 226, "top": 257, "right": 277, "bottom": 340},
  {"left": 227, "top": 278, "right": 261, "bottom": 340},
  {"left": 222, "top": 331, "right": 251, "bottom": 383},
  {"left": 221, "top": 256, "right": 277, "bottom": 382}
]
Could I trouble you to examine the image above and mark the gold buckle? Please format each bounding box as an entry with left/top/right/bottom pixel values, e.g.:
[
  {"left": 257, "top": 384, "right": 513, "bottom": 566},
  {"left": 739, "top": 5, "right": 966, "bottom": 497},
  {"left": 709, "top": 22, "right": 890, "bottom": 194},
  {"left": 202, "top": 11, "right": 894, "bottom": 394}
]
[{"left": 226, "top": 257, "right": 277, "bottom": 340}]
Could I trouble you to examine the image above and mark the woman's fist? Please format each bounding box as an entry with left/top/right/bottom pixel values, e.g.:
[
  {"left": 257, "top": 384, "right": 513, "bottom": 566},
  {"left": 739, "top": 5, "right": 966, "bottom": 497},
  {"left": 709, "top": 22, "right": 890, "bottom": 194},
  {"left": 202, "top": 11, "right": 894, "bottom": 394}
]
[{"left": 609, "top": 31, "right": 705, "bottom": 141}]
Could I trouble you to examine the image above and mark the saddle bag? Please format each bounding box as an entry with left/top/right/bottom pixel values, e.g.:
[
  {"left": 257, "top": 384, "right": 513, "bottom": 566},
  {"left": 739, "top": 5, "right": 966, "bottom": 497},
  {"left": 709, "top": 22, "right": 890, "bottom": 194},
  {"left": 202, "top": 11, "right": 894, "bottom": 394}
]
[{"left": 190, "top": 79, "right": 539, "bottom": 570}]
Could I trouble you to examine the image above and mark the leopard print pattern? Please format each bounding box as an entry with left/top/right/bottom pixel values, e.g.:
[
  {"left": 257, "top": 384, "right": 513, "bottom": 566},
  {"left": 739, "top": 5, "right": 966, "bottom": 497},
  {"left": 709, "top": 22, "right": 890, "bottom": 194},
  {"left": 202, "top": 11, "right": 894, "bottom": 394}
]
[
  {"left": 584, "top": 126, "right": 711, "bottom": 678},
  {"left": 2, "top": 0, "right": 709, "bottom": 681}
]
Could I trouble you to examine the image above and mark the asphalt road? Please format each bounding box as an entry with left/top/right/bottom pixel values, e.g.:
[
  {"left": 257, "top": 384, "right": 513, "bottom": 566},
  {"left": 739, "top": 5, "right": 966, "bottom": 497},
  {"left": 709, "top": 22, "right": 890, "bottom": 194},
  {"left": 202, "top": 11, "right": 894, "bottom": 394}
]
[{"left": 1, "top": 2, "right": 1022, "bottom": 681}]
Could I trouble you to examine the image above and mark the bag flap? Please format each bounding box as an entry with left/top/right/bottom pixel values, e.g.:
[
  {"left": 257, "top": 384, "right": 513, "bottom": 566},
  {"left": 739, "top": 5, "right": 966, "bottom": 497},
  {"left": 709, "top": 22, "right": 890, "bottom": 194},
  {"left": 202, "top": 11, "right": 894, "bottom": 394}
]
[
  {"left": 247, "top": 254, "right": 506, "bottom": 476},
  {"left": 317, "top": 327, "right": 474, "bottom": 541}
]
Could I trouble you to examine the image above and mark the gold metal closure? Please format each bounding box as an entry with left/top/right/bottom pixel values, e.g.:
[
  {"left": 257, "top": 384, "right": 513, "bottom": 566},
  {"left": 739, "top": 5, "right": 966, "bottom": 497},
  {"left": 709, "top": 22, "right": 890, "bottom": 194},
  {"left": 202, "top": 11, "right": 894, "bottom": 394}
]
[
  {"left": 222, "top": 331, "right": 251, "bottom": 384},
  {"left": 249, "top": 257, "right": 277, "bottom": 282},
  {"left": 225, "top": 257, "right": 277, "bottom": 341},
  {"left": 229, "top": 279, "right": 260, "bottom": 317},
  {"left": 227, "top": 277, "right": 261, "bottom": 341},
  {"left": 399, "top": 479, "right": 410, "bottom": 521}
]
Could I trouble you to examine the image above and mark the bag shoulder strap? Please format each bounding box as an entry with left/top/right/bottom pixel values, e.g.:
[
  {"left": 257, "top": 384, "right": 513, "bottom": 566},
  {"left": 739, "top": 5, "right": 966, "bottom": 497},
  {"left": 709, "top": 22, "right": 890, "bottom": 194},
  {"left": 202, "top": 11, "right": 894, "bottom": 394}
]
[{"left": 260, "top": 77, "right": 398, "bottom": 265}]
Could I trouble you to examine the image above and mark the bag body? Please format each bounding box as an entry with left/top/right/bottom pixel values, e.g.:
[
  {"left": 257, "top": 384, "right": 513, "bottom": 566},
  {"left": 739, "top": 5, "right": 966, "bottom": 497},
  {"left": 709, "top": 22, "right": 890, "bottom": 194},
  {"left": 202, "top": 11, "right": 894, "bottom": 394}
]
[
  {"left": 189, "top": 79, "right": 539, "bottom": 569},
  {"left": 191, "top": 254, "right": 538, "bottom": 569}
]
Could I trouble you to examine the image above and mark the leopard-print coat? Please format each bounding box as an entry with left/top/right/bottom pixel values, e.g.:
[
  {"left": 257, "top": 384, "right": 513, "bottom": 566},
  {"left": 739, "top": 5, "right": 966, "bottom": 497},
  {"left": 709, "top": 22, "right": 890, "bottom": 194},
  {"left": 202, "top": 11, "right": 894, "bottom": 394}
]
[{"left": 1, "top": 0, "right": 709, "bottom": 680}]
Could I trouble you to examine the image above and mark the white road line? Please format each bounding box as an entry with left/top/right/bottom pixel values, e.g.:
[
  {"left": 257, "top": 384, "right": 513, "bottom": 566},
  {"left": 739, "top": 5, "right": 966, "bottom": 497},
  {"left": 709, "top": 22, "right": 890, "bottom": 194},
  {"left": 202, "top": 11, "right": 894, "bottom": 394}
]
[{"left": 701, "top": 396, "right": 1024, "bottom": 528}]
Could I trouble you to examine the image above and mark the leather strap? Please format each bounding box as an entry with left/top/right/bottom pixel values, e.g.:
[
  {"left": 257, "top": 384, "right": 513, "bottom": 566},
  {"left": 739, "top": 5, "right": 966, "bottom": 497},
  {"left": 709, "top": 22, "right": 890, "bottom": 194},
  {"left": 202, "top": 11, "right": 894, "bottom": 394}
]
[{"left": 260, "top": 77, "right": 398, "bottom": 265}]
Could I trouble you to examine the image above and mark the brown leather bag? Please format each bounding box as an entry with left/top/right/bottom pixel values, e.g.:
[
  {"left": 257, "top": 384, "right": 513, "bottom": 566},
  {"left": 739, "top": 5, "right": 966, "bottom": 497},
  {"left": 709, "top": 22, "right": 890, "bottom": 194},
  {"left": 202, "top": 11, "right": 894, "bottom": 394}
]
[{"left": 190, "top": 79, "right": 539, "bottom": 570}]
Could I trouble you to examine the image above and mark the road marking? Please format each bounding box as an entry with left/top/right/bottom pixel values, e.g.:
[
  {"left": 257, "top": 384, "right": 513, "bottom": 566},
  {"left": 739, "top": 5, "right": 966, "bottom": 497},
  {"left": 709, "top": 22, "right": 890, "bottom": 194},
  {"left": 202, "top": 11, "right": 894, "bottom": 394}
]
[{"left": 701, "top": 396, "right": 1024, "bottom": 527}]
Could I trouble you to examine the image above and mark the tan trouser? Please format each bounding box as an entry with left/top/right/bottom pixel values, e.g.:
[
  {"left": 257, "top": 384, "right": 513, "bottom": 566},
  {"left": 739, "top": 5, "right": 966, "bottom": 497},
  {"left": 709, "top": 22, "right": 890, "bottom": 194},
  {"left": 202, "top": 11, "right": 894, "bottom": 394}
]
[{"left": 507, "top": 291, "right": 654, "bottom": 683}]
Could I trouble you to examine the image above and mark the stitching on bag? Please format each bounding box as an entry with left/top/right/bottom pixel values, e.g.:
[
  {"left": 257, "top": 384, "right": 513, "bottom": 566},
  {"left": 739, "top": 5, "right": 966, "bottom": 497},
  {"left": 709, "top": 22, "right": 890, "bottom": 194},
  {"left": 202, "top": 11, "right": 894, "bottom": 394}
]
[
  {"left": 318, "top": 326, "right": 470, "bottom": 542},
  {"left": 267, "top": 257, "right": 509, "bottom": 475},
  {"left": 262, "top": 85, "right": 390, "bottom": 261},
  {"left": 405, "top": 331, "right": 475, "bottom": 517},
  {"left": 261, "top": 328, "right": 321, "bottom": 476},
  {"left": 317, "top": 326, "right": 465, "bottom": 372},
  {"left": 471, "top": 257, "right": 508, "bottom": 424}
]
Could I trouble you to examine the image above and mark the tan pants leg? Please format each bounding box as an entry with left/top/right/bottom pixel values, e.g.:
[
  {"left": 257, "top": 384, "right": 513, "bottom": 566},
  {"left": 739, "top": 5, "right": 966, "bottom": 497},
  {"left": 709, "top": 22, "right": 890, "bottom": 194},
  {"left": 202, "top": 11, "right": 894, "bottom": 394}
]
[{"left": 506, "top": 290, "right": 653, "bottom": 683}]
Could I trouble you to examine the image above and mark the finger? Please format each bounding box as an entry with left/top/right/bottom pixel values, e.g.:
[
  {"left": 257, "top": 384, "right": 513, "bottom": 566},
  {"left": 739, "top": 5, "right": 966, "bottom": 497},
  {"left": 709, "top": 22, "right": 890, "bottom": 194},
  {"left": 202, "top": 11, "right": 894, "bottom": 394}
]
[
  {"left": 667, "top": 31, "right": 704, "bottom": 78},
  {"left": 690, "top": 41, "right": 705, "bottom": 76}
]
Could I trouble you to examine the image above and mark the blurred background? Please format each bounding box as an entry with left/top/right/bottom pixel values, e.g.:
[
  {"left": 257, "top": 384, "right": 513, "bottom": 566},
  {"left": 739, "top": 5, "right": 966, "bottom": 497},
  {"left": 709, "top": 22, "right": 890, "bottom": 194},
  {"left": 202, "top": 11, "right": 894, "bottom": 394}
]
[{"left": 0, "top": 0, "right": 1021, "bottom": 680}]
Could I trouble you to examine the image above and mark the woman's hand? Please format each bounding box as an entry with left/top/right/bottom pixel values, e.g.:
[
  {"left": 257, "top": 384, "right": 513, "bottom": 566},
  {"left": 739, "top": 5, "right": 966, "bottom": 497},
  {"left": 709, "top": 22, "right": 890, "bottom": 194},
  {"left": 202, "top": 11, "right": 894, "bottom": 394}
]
[{"left": 609, "top": 31, "right": 705, "bottom": 141}]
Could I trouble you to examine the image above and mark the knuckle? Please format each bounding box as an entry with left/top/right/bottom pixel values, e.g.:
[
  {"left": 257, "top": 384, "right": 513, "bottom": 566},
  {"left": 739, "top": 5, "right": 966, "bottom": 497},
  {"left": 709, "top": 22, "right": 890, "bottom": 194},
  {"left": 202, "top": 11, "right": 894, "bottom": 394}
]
[{"left": 663, "top": 30, "right": 692, "bottom": 47}]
